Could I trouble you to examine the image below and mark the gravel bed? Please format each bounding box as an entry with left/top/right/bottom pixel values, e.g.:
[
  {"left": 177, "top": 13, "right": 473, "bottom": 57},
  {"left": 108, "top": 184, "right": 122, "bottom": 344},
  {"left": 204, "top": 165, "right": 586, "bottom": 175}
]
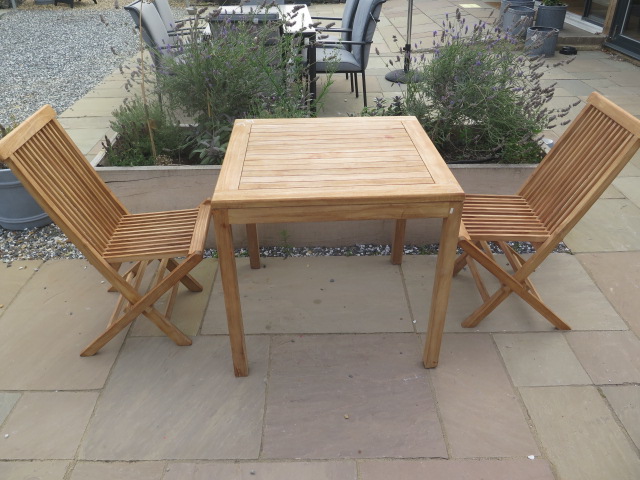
[
  {"left": 0, "top": 223, "right": 570, "bottom": 265},
  {"left": 0, "top": 5, "right": 140, "bottom": 125}
]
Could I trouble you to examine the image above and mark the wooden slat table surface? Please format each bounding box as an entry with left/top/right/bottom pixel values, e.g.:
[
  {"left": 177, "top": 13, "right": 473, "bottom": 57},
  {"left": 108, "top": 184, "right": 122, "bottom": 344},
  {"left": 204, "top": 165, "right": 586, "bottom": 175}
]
[{"left": 212, "top": 116, "right": 464, "bottom": 377}]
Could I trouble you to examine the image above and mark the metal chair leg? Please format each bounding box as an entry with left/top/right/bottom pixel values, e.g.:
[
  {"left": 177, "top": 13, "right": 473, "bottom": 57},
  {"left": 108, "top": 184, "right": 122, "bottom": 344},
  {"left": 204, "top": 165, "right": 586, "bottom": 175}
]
[{"left": 361, "top": 70, "right": 367, "bottom": 107}]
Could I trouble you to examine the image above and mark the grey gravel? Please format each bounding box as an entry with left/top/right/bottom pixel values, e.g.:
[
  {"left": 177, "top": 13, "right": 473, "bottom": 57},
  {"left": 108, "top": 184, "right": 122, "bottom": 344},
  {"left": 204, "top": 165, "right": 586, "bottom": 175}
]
[
  {"left": 0, "top": 8, "right": 138, "bottom": 126},
  {"left": 0, "top": 223, "right": 570, "bottom": 264}
]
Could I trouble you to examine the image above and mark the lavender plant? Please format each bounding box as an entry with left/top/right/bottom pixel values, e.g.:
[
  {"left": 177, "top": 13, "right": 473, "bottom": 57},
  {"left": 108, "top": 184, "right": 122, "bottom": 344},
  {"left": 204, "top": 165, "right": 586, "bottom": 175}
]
[
  {"left": 154, "top": 6, "right": 331, "bottom": 163},
  {"left": 372, "top": 9, "right": 575, "bottom": 163},
  {"left": 104, "top": 96, "right": 190, "bottom": 166},
  {"left": 109, "top": 5, "right": 332, "bottom": 166}
]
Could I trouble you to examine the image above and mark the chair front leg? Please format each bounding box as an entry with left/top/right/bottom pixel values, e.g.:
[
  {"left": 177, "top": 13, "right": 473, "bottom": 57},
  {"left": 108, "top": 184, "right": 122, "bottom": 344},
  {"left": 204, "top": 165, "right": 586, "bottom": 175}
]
[{"left": 459, "top": 239, "right": 570, "bottom": 330}]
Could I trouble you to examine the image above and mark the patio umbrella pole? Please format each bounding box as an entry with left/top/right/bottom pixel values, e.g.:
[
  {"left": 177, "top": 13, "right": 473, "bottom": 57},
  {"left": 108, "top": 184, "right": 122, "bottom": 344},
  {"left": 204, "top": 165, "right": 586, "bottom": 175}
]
[{"left": 385, "top": 0, "right": 416, "bottom": 84}]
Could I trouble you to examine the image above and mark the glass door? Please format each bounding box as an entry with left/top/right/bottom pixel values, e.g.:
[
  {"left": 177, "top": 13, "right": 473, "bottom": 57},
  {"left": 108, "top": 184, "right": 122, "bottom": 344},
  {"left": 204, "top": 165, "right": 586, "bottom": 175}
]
[
  {"left": 606, "top": 0, "right": 640, "bottom": 59},
  {"left": 584, "top": 0, "right": 611, "bottom": 23}
]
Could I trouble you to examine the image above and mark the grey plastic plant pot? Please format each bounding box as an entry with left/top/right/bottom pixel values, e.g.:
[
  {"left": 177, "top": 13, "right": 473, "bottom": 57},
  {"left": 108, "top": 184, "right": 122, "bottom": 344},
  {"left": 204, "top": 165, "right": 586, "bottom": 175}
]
[
  {"left": 499, "top": 0, "right": 535, "bottom": 18},
  {"left": 0, "top": 169, "right": 51, "bottom": 230},
  {"left": 525, "top": 26, "right": 559, "bottom": 57},
  {"left": 535, "top": 4, "right": 567, "bottom": 30},
  {"left": 503, "top": 6, "right": 535, "bottom": 38}
]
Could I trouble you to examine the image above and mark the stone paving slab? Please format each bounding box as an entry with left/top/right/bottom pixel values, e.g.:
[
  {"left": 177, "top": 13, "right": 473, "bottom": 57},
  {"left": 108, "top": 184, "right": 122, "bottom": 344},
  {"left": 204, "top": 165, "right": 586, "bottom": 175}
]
[
  {"left": 203, "top": 257, "right": 413, "bottom": 335},
  {"left": 59, "top": 97, "right": 127, "bottom": 118},
  {"left": 262, "top": 334, "right": 446, "bottom": 459},
  {"left": 68, "top": 128, "right": 116, "bottom": 155},
  {"left": 79, "top": 336, "right": 269, "bottom": 461},
  {"left": 564, "top": 198, "right": 640, "bottom": 252},
  {"left": 613, "top": 176, "right": 640, "bottom": 209},
  {"left": 430, "top": 334, "right": 540, "bottom": 458},
  {"left": 494, "top": 332, "right": 592, "bottom": 387},
  {"left": 402, "top": 254, "right": 626, "bottom": 333},
  {"left": 0, "top": 461, "right": 70, "bottom": 480},
  {"left": 0, "top": 260, "right": 124, "bottom": 391},
  {"left": 357, "top": 458, "right": 556, "bottom": 479},
  {"left": 601, "top": 385, "right": 640, "bottom": 450},
  {"left": 0, "top": 391, "right": 98, "bottom": 460},
  {"left": 565, "top": 331, "right": 640, "bottom": 385},
  {"left": 70, "top": 461, "right": 166, "bottom": 480},
  {"left": 164, "top": 461, "right": 358, "bottom": 479},
  {"left": 577, "top": 251, "right": 640, "bottom": 335},
  {"left": 0, "top": 260, "right": 42, "bottom": 320},
  {"left": 0, "top": 393, "right": 20, "bottom": 425},
  {"left": 520, "top": 386, "right": 640, "bottom": 480}
]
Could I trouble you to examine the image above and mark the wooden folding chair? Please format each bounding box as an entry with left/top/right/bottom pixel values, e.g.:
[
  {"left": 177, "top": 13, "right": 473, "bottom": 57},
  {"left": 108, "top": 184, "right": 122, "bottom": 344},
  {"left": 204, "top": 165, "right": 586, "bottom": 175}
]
[
  {"left": 0, "top": 105, "right": 211, "bottom": 355},
  {"left": 454, "top": 92, "right": 640, "bottom": 329}
]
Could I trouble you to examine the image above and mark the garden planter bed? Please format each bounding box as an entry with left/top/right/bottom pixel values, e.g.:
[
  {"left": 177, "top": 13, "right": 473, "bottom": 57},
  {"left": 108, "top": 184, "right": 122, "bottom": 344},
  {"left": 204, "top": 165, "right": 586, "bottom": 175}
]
[{"left": 92, "top": 150, "right": 535, "bottom": 248}]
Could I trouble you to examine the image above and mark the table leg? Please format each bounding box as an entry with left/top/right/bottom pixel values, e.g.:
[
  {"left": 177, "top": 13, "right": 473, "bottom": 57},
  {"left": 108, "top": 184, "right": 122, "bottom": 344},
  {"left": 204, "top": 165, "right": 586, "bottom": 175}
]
[
  {"left": 246, "top": 224, "right": 261, "bottom": 269},
  {"left": 213, "top": 209, "right": 249, "bottom": 377},
  {"left": 391, "top": 219, "right": 406, "bottom": 265},
  {"left": 423, "top": 205, "right": 462, "bottom": 368}
]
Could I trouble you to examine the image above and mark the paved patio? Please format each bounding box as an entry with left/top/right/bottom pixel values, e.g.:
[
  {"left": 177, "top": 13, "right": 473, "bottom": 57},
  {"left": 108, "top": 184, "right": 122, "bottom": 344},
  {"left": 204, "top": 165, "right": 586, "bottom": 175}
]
[{"left": 2, "top": 0, "right": 640, "bottom": 479}]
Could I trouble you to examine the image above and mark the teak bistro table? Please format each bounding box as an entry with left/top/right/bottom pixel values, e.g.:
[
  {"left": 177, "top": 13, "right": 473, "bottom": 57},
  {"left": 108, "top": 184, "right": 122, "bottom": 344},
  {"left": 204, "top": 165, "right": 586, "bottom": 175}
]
[{"left": 211, "top": 116, "right": 464, "bottom": 377}]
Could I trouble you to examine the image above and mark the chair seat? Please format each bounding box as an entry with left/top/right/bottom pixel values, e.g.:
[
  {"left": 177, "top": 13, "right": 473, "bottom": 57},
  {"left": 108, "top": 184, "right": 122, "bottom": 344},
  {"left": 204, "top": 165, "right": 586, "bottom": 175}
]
[
  {"left": 103, "top": 208, "right": 204, "bottom": 263},
  {"left": 315, "top": 46, "right": 360, "bottom": 72},
  {"left": 462, "top": 194, "right": 550, "bottom": 243}
]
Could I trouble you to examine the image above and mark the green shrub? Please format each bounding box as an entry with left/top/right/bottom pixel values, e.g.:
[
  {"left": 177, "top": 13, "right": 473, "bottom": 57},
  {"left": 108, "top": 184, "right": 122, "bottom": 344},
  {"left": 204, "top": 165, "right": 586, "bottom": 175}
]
[
  {"left": 109, "top": 5, "right": 330, "bottom": 164},
  {"left": 104, "top": 96, "right": 190, "bottom": 166},
  {"left": 368, "top": 9, "right": 575, "bottom": 164},
  {"left": 149, "top": 7, "right": 332, "bottom": 164}
]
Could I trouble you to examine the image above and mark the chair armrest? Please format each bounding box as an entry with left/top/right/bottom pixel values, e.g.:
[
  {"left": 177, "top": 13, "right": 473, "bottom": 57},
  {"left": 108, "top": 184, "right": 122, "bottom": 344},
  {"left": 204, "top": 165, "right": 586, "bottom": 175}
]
[
  {"left": 189, "top": 199, "right": 212, "bottom": 255},
  {"left": 312, "top": 15, "right": 341, "bottom": 21},
  {"left": 316, "top": 39, "right": 372, "bottom": 47},
  {"left": 316, "top": 27, "right": 352, "bottom": 33},
  {"left": 168, "top": 26, "right": 205, "bottom": 37}
]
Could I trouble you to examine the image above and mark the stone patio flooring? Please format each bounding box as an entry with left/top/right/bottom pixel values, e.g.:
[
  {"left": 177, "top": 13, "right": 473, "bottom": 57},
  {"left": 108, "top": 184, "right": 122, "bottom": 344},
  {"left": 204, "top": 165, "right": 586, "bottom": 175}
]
[{"left": 2, "top": 0, "right": 640, "bottom": 478}]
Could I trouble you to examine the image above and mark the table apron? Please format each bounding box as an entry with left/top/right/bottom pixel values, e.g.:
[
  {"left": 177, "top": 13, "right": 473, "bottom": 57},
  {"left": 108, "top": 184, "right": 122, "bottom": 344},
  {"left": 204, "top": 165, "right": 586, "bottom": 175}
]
[{"left": 222, "top": 201, "right": 459, "bottom": 224}]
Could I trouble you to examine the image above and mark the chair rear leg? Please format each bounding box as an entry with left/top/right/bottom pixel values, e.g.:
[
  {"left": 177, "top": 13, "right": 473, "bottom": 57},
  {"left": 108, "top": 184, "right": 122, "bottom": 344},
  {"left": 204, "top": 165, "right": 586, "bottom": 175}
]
[
  {"left": 246, "top": 223, "right": 261, "bottom": 269},
  {"left": 361, "top": 70, "right": 367, "bottom": 107},
  {"left": 499, "top": 241, "right": 541, "bottom": 300},
  {"left": 466, "top": 257, "right": 490, "bottom": 302},
  {"left": 391, "top": 219, "right": 406, "bottom": 265},
  {"left": 453, "top": 252, "right": 469, "bottom": 276},
  {"left": 167, "top": 258, "right": 203, "bottom": 291},
  {"left": 108, "top": 261, "right": 149, "bottom": 328}
]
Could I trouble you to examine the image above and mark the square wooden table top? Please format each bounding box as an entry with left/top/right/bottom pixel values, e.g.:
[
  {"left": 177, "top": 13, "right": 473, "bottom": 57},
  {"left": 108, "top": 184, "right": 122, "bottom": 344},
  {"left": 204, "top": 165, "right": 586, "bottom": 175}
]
[{"left": 212, "top": 116, "right": 464, "bottom": 210}]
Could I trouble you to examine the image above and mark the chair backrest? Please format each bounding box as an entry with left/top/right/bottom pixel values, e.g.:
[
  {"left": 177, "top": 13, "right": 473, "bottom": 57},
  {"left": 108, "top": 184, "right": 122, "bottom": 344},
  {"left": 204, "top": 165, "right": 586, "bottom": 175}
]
[
  {"left": 0, "top": 106, "right": 129, "bottom": 265},
  {"left": 520, "top": 92, "right": 640, "bottom": 241},
  {"left": 125, "top": 0, "right": 176, "bottom": 66},
  {"left": 151, "top": 0, "right": 178, "bottom": 33},
  {"left": 350, "top": 0, "right": 385, "bottom": 69},
  {"left": 340, "top": 0, "right": 359, "bottom": 42}
]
